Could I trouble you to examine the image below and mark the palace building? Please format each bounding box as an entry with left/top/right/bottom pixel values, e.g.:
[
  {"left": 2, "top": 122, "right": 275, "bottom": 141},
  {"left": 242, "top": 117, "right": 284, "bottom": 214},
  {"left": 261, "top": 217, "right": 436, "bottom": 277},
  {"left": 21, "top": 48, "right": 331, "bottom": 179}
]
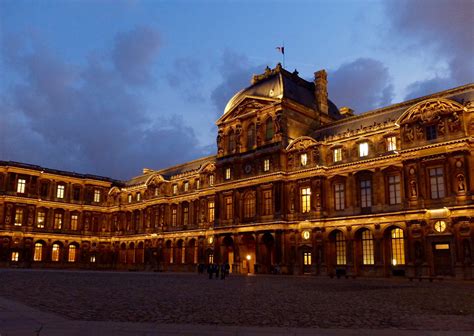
[{"left": 1, "top": 64, "right": 473, "bottom": 279}]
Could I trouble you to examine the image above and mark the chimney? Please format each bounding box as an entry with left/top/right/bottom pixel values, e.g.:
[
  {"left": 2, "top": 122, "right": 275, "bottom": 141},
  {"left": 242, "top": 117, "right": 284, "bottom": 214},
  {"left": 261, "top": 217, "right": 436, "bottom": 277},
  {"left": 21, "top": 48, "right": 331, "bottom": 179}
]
[
  {"left": 314, "top": 70, "right": 328, "bottom": 114},
  {"left": 339, "top": 106, "right": 354, "bottom": 118}
]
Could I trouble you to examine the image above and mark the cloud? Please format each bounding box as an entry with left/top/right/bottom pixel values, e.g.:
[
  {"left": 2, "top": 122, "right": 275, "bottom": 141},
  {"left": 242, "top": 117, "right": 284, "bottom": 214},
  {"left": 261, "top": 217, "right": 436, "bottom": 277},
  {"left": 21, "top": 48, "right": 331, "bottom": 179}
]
[
  {"left": 384, "top": 0, "right": 474, "bottom": 99},
  {"left": 328, "top": 58, "right": 394, "bottom": 113},
  {"left": 210, "top": 50, "right": 265, "bottom": 116},
  {"left": 166, "top": 57, "right": 205, "bottom": 103},
  {"left": 112, "top": 26, "right": 161, "bottom": 86},
  {"left": 0, "top": 28, "right": 207, "bottom": 180}
]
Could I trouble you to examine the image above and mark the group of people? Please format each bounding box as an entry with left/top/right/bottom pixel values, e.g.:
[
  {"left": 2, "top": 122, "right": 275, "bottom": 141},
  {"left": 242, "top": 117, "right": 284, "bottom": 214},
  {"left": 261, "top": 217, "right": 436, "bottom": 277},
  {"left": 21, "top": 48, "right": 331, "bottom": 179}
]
[{"left": 197, "top": 263, "right": 230, "bottom": 280}]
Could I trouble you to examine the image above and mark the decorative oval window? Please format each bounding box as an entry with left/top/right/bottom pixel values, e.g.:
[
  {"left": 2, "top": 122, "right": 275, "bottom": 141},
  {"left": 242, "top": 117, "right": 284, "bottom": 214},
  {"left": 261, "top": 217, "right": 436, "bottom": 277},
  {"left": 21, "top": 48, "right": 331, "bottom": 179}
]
[
  {"left": 434, "top": 221, "right": 447, "bottom": 233},
  {"left": 208, "top": 236, "right": 214, "bottom": 244},
  {"left": 302, "top": 230, "right": 311, "bottom": 240}
]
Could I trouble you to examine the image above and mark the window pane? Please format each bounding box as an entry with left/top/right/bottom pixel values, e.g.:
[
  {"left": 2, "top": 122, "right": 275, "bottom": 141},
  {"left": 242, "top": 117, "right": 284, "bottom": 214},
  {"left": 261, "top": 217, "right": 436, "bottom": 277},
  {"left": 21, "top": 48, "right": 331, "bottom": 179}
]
[
  {"left": 335, "top": 231, "right": 346, "bottom": 265},
  {"left": 391, "top": 228, "right": 405, "bottom": 265},
  {"left": 359, "top": 142, "right": 369, "bottom": 157},
  {"left": 17, "top": 179, "right": 26, "bottom": 193},
  {"left": 362, "top": 230, "right": 374, "bottom": 265}
]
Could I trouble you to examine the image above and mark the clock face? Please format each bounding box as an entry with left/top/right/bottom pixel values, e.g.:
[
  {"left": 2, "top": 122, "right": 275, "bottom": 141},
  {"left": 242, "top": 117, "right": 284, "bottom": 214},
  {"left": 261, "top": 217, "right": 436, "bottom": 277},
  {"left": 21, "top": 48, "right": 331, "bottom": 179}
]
[
  {"left": 434, "top": 221, "right": 446, "bottom": 233},
  {"left": 244, "top": 164, "right": 252, "bottom": 174},
  {"left": 302, "top": 230, "right": 310, "bottom": 240}
]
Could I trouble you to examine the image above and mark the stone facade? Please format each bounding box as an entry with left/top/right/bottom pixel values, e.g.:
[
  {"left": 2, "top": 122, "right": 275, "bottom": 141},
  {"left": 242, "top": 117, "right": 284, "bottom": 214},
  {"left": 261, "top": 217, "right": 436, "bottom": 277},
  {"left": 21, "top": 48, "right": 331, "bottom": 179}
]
[{"left": 1, "top": 64, "right": 473, "bottom": 279}]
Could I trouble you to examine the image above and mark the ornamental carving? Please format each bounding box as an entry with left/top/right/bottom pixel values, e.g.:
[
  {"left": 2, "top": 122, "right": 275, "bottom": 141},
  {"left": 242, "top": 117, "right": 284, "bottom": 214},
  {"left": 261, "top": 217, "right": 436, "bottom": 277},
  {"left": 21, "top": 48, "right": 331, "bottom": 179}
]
[
  {"left": 399, "top": 98, "right": 464, "bottom": 125},
  {"left": 234, "top": 99, "right": 267, "bottom": 116},
  {"left": 286, "top": 137, "right": 318, "bottom": 151}
]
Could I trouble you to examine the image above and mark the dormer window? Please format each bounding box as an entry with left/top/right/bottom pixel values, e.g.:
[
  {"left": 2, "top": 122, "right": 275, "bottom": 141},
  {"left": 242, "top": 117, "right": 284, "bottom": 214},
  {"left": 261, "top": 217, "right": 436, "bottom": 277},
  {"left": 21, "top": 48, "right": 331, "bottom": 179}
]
[
  {"left": 17, "top": 179, "right": 26, "bottom": 193},
  {"left": 333, "top": 148, "right": 342, "bottom": 163},
  {"left": 94, "top": 189, "right": 101, "bottom": 203},
  {"left": 196, "top": 179, "right": 200, "bottom": 189},
  {"left": 426, "top": 125, "right": 437, "bottom": 141},
  {"left": 359, "top": 142, "right": 369, "bottom": 157},
  {"left": 173, "top": 184, "right": 178, "bottom": 195},
  {"left": 128, "top": 194, "right": 132, "bottom": 203},
  {"left": 184, "top": 181, "right": 189, "bottom": 192},
  {"left": 300, "top": 153, "right": 308, "bottom": 166},
  {"left": 209, "top": 175, "right": 214, "bottom": 186},
  {"left": 263, "top": 159, "right": 270, "bottom": 172},
  {"left": 225, "top": 168, "right": 231, "bottom": 180},
  {"left": 136, "top": 192, "right": 141, "bottom": 201},
  {"left": 387, "top": 136, "right": 397, "bottom": 151}
]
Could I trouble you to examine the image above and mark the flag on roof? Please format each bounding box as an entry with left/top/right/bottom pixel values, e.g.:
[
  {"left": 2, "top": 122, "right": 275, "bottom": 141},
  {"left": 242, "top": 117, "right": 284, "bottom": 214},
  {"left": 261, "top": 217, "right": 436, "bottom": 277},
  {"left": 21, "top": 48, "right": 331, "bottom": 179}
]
[{"left": 276, "top": 46, "right": 285, "bottom": 54}]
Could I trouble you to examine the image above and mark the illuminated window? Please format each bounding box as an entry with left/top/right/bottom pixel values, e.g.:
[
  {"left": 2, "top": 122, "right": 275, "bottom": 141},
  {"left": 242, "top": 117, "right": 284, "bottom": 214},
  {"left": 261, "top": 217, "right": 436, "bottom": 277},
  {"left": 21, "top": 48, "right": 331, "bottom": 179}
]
[
  {"left": 173, "top": 184, "right": 178, "bottom": 195},
  {"left": 70, "top": 214, "right": 78, "bottom": 230},
  {"left": 334, "top": 183, "right": 345, "bottom": 210},
  {"left": 154, "top": 187, "right": 159, "bottom": 196},
  {"left": 169, "top": 247, "right": 173, "bottom": 264},
  {"left": 128, "top": 194, "right": 132, "bottom": 203},
  {"left": 360, "top": 180, "right": 372, "bottom": 208},
  {"left": 17, "top": 178, "right": 26, "bottom": 193},
  {"left": 56, "top": 185, "right": 65, "bottom": 199},
  {"left": 265, "top": 118, "right": 274, "bottom": 141},
  {"left": 208, "top": 201, "right": 215, "bottom": 222},
  {"left": 94, "top": 189, "right": 100, "bottom": 202},
  {"left": 429, "top": 167, "right": 445, "bottom": 199},
  {"left": 263, "top": 159, "right": 270, "bottom": 172},
  {"left": 208, "top": 253, "right": 214, "bottom": 264},
  {"left": 11, "top": 251, "right": 19, "bottom": 262},
  {"left": 34, "top": 243, "right": 43, "bottom": 261},
  {"left": 194, "top": 245, "right": 198, "bottom": 264},
  {"left": 14, "top": 209, "right": 23, "bottom": 226},
  {"left": 54, "top": 213, "right": 62, "bottom": 229},
  {"left": 387, "top": 136, "right": 397, "bottom": 151},
  {"left": 209, "top": 175, "right": 214, "bottom": 186},
  {"left": 36, "top": 210, "right": 45, "bottom": 228},
  {"left": 135, "top": 192, "right": 140, "bottom": 201},
  {"left": 335, "top": 231, "right": 346, "bottom": 265},
  {"left": 184, "top": 181, "right": 189, "bottom": 192},
  {"left": 196, "top": 179, "right": 200, "bottom": 189},
  {"left": 303, "top": 252, "right": 312, "bottom": 265},
  {"left": 426, "top": 124, "right": 437, "bottom": 141},
  {"left": 301, "top": 187, "right": 311, "bottom": 213},
  {"left": 333, "top": 148, "right": 342, "bottom": 163},
  {"left": 362, "top": 230, "right": 374, "bottom": 265},
  {"left": 263, "top": 190, "right": 272, "bottom": 215},
  {"left": 391, "top": 228, "right": 405, "bottom": 265},
  {"left": 225, "top": 168, "right": 231, "bottom": 180},
  {"left": 68, "top": 245, "right": 76, "bottom": 262},
  {"left": 183, "top": 206, "right": 189, "bottom": 225},
  {"left": 300, "top": 153, "right": 308, "bottom": 166},
  {"left": 51, "top": 244, "right": 60, "bottom": 262},
  {"left": 359, "top": 142, "right": 369, "bottom": 157},
  {"left": 181, "top": 246, "right": 186, "bottom": 264},
  {"left": 388, "top": 175, "right": 401, "bottom": 205},
  {"left": 225, "top": 196, "right": 233, "bottom": 220},
  {"left": 247, "top": 124, "right": 256, "bottom": 149},
  {"left": 171, "top": 208, "right": 177, "bottom": 226},
  {"left": 90, "top": 255, "right": 96, "bottom": 263},
  {"left": 243, "top": 193, "right": 256, "bottom": 219}
]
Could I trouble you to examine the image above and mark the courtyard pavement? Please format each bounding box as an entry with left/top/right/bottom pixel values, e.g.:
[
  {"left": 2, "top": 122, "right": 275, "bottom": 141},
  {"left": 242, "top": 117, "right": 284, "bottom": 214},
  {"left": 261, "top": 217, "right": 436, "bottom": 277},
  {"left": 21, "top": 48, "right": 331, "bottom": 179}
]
[{"left": 0, "top": 269, "right": 472, "bottom": 335}]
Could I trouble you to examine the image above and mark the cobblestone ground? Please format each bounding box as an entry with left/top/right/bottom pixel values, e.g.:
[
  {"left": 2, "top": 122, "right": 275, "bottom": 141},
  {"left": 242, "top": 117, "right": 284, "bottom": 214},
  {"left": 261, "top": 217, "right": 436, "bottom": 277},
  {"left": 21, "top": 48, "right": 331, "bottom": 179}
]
[{"left": 0, "top": 269, "right": 473, "bottom": 331}]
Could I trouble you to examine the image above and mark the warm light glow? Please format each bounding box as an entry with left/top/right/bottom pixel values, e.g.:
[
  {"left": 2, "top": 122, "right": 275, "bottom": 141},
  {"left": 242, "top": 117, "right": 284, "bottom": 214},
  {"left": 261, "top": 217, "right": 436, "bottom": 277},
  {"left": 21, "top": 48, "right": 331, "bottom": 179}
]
[
  {"left": 301, "top": 187, "right": 311, "bottom": 213},
  {"left": 11, "top": 251, "right": 19, "bottom": 262},
  {"left": 17, "top": 179, "right": 26, "bottom": 193},
  {"left": 57, "top": 185, "right": 65, "bottom": 199},
  {"left": 387, "top": 136, "right": 397, "bottom": 151},
  {"left": 300, "top": 153, "right": 308, "bottom": 166},
  {"left": 263, "top": 159, "right": 270, "bottom": 172},
  {"left": 208, "top": 236, "right": 213, "bottom": 244},
  {"left": 34, "top": 243, "right": 43, "bottom": 261},
  {"left": 68, "top": 245, "right": 76, "bottom": 262},
  {"left": 392, "top": 258, "right": 397, "bottom": 266},
  {"left": 302, "top": 230, "right": 310, "bottom": 240},
  {"left": 246, "top": 254, "right": 251, "bottom": 261},
  {"left": 359, "top": 142, "right": 369, "bottom": 157},
  {"left": 225, "top": 168, "right": 231, "bottom": 180},
  {"left": 434, "top": 220, "right": 447, "bottom": 233},
  {"left": 333, "top": 148, "right": 342, "bottom": 163},
  {"left": 52, "top": 244, "right": 60, "bottom": 262},
  {"left": 94, "top": 189, "right": 101, "bottom": 202}
]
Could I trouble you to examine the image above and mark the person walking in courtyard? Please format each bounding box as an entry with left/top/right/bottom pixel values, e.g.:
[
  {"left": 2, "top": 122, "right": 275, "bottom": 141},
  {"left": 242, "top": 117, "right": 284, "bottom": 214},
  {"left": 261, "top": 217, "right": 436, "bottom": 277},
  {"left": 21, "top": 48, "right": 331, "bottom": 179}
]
[{"left": 207, "top": 264, "right": 213, "bottom": 279}]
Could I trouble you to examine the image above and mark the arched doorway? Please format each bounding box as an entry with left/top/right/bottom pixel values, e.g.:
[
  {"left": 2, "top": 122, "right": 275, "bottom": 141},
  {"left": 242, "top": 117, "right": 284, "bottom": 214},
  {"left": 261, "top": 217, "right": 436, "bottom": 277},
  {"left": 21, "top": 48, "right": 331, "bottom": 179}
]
[
  {"left": 222, "top": 235, "right": 234, "bottom": 273},
  {"left": 260, "top": 232, "right": 275, "bottom": 274},
  {"left": 240, "top": 234, "right": 255, "bottom": 274}
]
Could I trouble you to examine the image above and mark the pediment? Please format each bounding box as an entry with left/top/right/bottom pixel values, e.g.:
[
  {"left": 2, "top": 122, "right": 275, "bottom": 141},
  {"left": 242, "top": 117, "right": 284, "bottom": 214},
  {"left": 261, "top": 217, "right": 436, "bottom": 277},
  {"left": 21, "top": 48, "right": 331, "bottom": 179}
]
[
  {"left": 398, "top": 98, "right": 464, "bottom": 125},
  {"left": 217, "top": 96, "right": 277, "bottom": 124},
  {"left": 286, "top": 136, "right": 318, "bottom": 151},
  {"left": 199, "top": 161, "right": 216, "bottom": 173}
]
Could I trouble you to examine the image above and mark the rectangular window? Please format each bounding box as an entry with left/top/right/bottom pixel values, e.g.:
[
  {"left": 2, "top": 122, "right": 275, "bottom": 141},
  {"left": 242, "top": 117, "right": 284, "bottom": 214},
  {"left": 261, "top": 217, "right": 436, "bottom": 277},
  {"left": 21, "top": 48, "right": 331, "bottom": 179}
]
[
  {"left": 70, "top": 214, "right": 78, "bottom": 230},
  {"left": 173, "top": 185, "right": 178, "bottom": 195},
  {"left": 128, "top": 194, "right": 132, "bottom": 203},
  {"left": 209, "top": 175, "right": 214, "bottom": 186},
  {"left": 68, "top": 245, "right": 76, "bottom": 262},
  {"left": 34, "top": 244, "right": 42, "bottom": 261},
  {"left": 303, "top": 252, "right": 312, "bottom": 265},
  {"left": 183, "top": 207, "right": 189, "bottom": 225},
  {"left": 225, "top": 168, "right": 231, "bottom": 180},
  {"left": 54, "top": 213, "right": 63, "bottom": 229},
  {"left": 94, "top": 189, "right": 100, "bottom": 203},
  {"left": 263, "top": 190, "right": 272, "bottom": 215},
  {"left": 194, "top": 245, "right": 198, "bottom": 264},
  {"left": 360, "top": 180, "right": 372, "bottom": 208},
  {"left": 334, "top": 183, "right": 345, "bottom": 210},
  {"left": 51, "top": 244, "right": 60, "bottom": 262},
  {"left": 426, "top": 125, "right": 437, "bottom": 141},
  {"left": 429, "top": 167, "right": 445, "bottom": 199},
  {"left": 56, "top": 185, "right": 65, "bottom": 199},
  {"left": 388, "top": 175, "right": 401, "bottom": 205},
  {"left": 359, "top": 142, "right": 369, "bottom": 157},
  {"left": 362, "top": 230, "right": 374, "bottom": 265},
  {"left": 336, "top": 232, "right": 346, "bottom": 265},
  {"left": 14, "top": 209, "right": 23, "bottom": 226},
  {"left": 171, "top": 208, "right": 177, "bottom": 226},
  {"left": 73, "top": 187, "right": 81, "bottom": 201},
  {"left": 196, "top": 179, "right": 200, "bottom": 189},
  {"left": 184, "top": 182, "right": 189, "bottom": 192},
  {"left": 333, "top": 148, "right": 342, "bottom": 163},
  {"left": 301, "top": 187, "right": 311, "bottom": 213},
  {"left": 154, "top": 187, "right": 159, "bottom": 196},
  {"left": 208, "top": 201, "right": 215, "bottom": 222},
  {"left": 243, "top": 194, "right": 256, "bottom": 218},
  {"left": 300, "top": 153, "right": 308, "bottom": 166},
  {"left": 391, "top": 228, "right": 405, "bottom": 265},
  {"left": 11, "top": 251, "right": 19, "bottom": 262},
  {"left": 263, "top": 159, "right": 270, "bottom": 172},
  {"left": 136, "top": 192, "right": 141, "bottom": 201},
  {"left": 225, "top": 196, "right": 233, "bottom": 220},
  {"left": 17, "top": 178, "right": 26, "bottom": 193},
  {"left": 181, "top": 246, "right": 186, "bottom": 264},
  {"left": 387, "top": 136, "right": 397, "bottom": 151},
  {"left": 40, "top": 183, "right": 48, "bottom": 198},
  {"left": 37, "top": 210, "right": 45, "bottom": 228}
]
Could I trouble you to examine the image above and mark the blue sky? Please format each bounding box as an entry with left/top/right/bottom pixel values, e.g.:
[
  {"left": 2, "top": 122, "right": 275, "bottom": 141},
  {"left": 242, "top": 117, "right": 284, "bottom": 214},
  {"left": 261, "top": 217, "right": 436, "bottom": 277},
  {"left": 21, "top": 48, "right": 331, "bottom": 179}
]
[{"left": 1, "top": 0, "right": 472, "bottom": 179}]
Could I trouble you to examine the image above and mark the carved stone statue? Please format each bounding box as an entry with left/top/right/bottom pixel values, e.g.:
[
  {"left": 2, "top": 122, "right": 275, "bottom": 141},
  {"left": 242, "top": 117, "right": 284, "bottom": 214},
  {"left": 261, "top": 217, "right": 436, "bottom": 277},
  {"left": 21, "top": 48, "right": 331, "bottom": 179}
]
[
  {"left": 404, "top": 124, "right": 414, "bottom": 142},
  {"left": 410, "top": 180, "right": 417, "bottom": 198},
  {"left": 457, "top": 174, "right": 466, "bottom": 192},
  {"left": 274, "top": 111, "right": 283, "bottom": 135},
  {"left": 437, "top": 119, "right": 446, "bottom": 136},
  {"left": 415, "top": 124, "right": 424, "bottom": 140},
  {"left": 235, "top": 123, "right": 242, "bottom": 152},
  {"left": 217, "top": 129, "right": 224, "bottom": 155},
  {"left": 448, "top": 112, "right": 461, "bottom": 133}
]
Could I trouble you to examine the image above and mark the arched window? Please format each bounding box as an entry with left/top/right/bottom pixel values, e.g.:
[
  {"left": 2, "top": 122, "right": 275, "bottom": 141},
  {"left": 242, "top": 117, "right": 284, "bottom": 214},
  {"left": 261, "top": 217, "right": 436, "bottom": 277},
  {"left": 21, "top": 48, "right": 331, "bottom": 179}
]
[
  {"left": 51, "top": 243, "right": 60, "bottom": 262},
  {"left": 68, "top": 245, "right": 77, "bottom": 262},
  {"left": 362, "top": 230, "right": 374, "bottom": 265},
  {"left": 243, "top": 192, "right": 256, "bottom": 219},
  {"left": 228, "top": 130, "right": 235, "bottom": 153},
  {"left": 335, "top": 231, "right": 346, "bottom": 265},
  {"left": 391, "top": 228, "right": 405, "bottom": 265},
  {"left": 247, "top": 123, "right": 256, "bottom": 149},
  {"left": 34, "top": 242, "right": 43, "bottom": 261},
  {"left": 265, "top": 118, "right": 274, "bottom": 141}
]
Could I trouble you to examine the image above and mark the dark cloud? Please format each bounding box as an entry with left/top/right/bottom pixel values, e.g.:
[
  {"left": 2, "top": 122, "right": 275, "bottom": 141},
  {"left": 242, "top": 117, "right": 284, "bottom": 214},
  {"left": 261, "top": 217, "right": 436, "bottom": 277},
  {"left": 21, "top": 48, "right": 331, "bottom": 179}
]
[
  {"left": 112, "top": 26, "right": 161, "bottom": 86},
  {"left": 0, "top": 28, "right": 207, "bottom": 180},
  {"left": 328, "top": 58, "right": 394, "bottom": 113},
  {"left": 385, "top": 0, "right": 474, "bottom": 99},
  {"left": 166, "top": 57, "right": 204, "bottom": 103},
  {"left": 210, "top": 50, "right": 264, "bottom": 116}
]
